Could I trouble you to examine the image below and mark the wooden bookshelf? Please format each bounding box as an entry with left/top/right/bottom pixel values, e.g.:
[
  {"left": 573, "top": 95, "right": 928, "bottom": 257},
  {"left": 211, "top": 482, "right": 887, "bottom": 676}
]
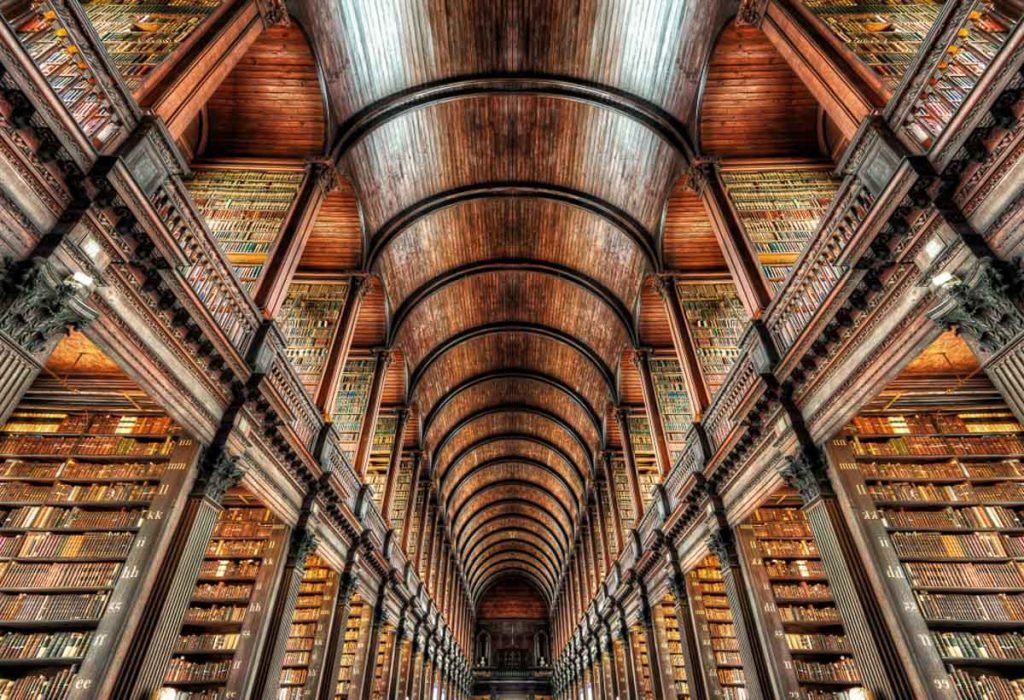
[
  {"left": 332, "top": 592, "right": 368, "bottom": 699},
  {"left": 80, "top": 0, "right": 223, "bottom": 92},
  {"left": 279, "top": 554, "right": 338, "bottom": 700},
  {"left": 686, "top": 555, "right": 746, "bottom": 699},
  {"left": 737, "top": 493, "right": 866, "bottom": 698},
  {"left": 186, "top": 165, "right": 304, "bottom": 295},
  {"left": 0, "top": 390, "right": 198, "bottom": 699},
  {"left": 405, "top": 476, "right": 426, "bottom": 563},
  {"left": 654, "top": 597, "right": 690, "bottom": 699},
  {"left": 370, "top": 624, "right": 391, "bottom": 698},
  {"left": 650, "top": 358, "right": 693, "bottom": 468},
  {"left": 631, "top": 623, "right": 655, "bottom": 698},
  {"left": 675, "top": 281, "right": 747, "bottom": 399},
  {"left": 161, "top": 491, "right": 288, "bottom": 698},
  {"left": 627, "top": 413, "right": 661, "bottom": 510},
  {"left": 613, "top": 636, "right": 630, "bottom": 698},
  {"left": 719, "top": 164, "right": 838, "bottom": 294},
  {"left": 800, "top": 0, "right": 943, "bottom": 90},
  {"left": 389, "top": 457, "right": 414, "bottom": 537},
  {"left": 278, "top": 280, "right": 348, "bottom": 398},
  {"left": 330, "top": 358, "right": 376, "bottom": 465},
  {"left": 828, "top": 377, "right": 1024, "bottom": 699},
  {"left": 366, "top": 415, "right": 398, "bottom": 512},
  {"left": 610, "top": 455, "right": 637, "bottom": 533}
]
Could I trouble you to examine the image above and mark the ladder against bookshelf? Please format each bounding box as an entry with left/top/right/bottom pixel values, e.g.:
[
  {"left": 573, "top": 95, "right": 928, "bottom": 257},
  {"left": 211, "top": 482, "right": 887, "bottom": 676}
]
[
  {"left": 675, "top": 280, "right": 747, "bottom": 399},
  {"left": 334, "top": 592, "right": 368, "bottom": 699},
  {"left": 686, "top": 554, "right": 746, "bottom": 700},
  {"left": 827, "top": 365, "right": 1024, "bottom": 699},
  {"left": 278, "top": 280, "right": 349, "bottom": 398},
  {"left": 279, "top": 554, "right": 338, "bottom": 700},
  {"left": 737, "top": 492, "right": 867, "bottom": 698},
  {"left": 649, "top": 357, "right": 693, "bottom": 468},
  {"left": 654, "top": 596, "right": 690, "bottom": 699},
  {"left": 159, "top": 488, "right": 288, "bottom": 699},
  {"left": 627, "top": 412, "right": 661, "bottom": 509},
  {"left": 80, "top": 0, "right": 224, "bottom": 93},
  {"left": 0, "top": 378, "right": 199, "bottom": 699},
  {"left": 186, "top": 165, "right": 304, "bottom": 296},
  {"left": 331, "top": 357, "right": 376, "bottom": 465},
  {"left": 719, "top": 164, "right": 838, "bottom": 294}
]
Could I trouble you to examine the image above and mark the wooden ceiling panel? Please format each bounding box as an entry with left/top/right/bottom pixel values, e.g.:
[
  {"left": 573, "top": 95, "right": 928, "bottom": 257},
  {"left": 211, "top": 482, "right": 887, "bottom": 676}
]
[
  {"left": 662, "top": 180, "right": 727, "bottom": 272},
  {"left": 395, "top": 270, "right": 630, "bottom": 376},
  {"left": 451, "top": 481, "right": 572, "bottom": 549},
  {"left": 448, "top": 463, "right": 578, "bottom": 526},
  {"left": 414, "top": 331, "right": 608, "bottom": 432},
  {"left": 345, "top": 97, "right": 678, "bottom": 236},
  {"left": 375, "top": 198, "right": 649, "bottom": 312},
  {"left": 699, "top": 22, "right": 821, "bottom": 158},
  {"left": 639, "top": 279, "right": 673, "bottom": 348},
  {"left": 456, "top": 501, "right": 570, "bottom": 556},
  {"left": 298, "top": 178, "right": 363, "bottom": 273},
  {"left": 294, "top": 0, "right": 728, "bottom": 125},
  {"left": 205, "top": 25, "right": 326, "bottom": 159},
  {"left": 351, "top": 277, "right": 387, "bottom": 348}
]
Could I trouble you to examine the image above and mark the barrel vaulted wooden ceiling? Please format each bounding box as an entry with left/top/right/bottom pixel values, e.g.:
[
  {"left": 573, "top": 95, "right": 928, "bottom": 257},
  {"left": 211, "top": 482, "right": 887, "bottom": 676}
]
[{"left": 260, "top": 0, "right": 739, "bottom": 608}]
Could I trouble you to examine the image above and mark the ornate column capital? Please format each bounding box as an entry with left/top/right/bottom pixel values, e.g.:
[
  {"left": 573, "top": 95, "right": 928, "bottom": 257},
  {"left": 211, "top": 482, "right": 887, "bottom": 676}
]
[
  {"left": 929, "top": 257, "right": 1024, "bottom": 355},
  {"left": 0, "top": 256, "right": 97, "bottom": 355},
  {"left": 310, "top": 160, "right": 340, "bottom": 195},
  {"left": 287, "top": 526, "right": 318, "bottom": 566},
  {"left": 779, "top": 451, "right": 834, "bottom": 502},
  {"left": 192, "top": 448, "right": 244, "bottom": 502},
  {"left": 256, "top": 0, "right": 290, "bottom": 27},
  {"left": 735, "top": 0, "right": 769, "bottom": 27},
  {"left": 706, "top": 525, "right": 739, "bottom": 568}
]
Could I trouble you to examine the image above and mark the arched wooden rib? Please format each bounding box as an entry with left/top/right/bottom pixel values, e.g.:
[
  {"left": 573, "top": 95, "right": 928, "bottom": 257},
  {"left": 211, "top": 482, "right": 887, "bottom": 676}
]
[
  {"left": 437, "top": 432, "right": 586, "bottom": 498},
  {"left": 459, "top": 515, "right": 568, "bottom": 566},
  {"left": 450, "top": 481, "right": 574, "bottom": 544},
  {"left": 444, "top": 457, "right": 581, "bottom": 518},
  {"left": 469, "top": 554, "right": 558, "bottom": 597},
  {"left": 410, "top": 323, "right": 617, "bottom": 406},
  {"left": 474, "top": 570, "right": 554, "bottom": 608},
  {"left": 364, "top": 183, "right": 657, "bottom": 272},
  {"left": 430, "top": 405, "right": 594, "bottom": 479},
  {"left": 388, "top": 259, "right": 637, "bottom": 347},
  {"left": 455, "top": 501, "right": 570, "bottom": 561},
  {"left": 423, "top": 371, "right": 601, "bottom": 453},
  {"left": 330, "top": 74, "right": 694, "bottom": 167},
  {"left": 465, "top": 538, "right": 560, "bottom": 588}
]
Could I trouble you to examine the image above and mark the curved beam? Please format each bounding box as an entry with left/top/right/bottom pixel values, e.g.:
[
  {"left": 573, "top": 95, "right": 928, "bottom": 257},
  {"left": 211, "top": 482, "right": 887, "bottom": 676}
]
[
  {"left": 388, "top": 259, "right": 637, "bottom": 347},
  {"left": 431, "top": 405, "right": 595, "bottom": 477},
  {"left": 473, "top": 563, "right": 555, "bottom": 603},
  {"left": 365, "top": 184, "right": 657, "bottom": 273},
  {"left": 331, "top": 74, "right": 693, "bottom": 170},
  {"left": 423, "top": 371, "right": 602, "bottom": 448},
  {"left": 469, "top": 553, "right": 558, "bottom": 596},
  {"left": 463, "top": 531, "right": 560, "bottom": 578},
  {"left": 460, "top": 518, "right": 567, "bottom": 569},
  {"left": 465, "top": 540, "right": 559, "bottom": 588},
  {"left": 475, "top": 569, "right": 554, "bottom": 608},
  {"left": 444, "top": 456, "right": 580, "bottom": 519},
  {"left": 450, "top": 480, "right": 575, "bottom": 541},
  {"left": 454, "top": 501, "right": 571, "bottom": 558},
  {"left": 438, "top": 432, "right": 586, "bottom": 497},
  {"left": 410, "top": 322, "right": 617, "bottom": 400}
]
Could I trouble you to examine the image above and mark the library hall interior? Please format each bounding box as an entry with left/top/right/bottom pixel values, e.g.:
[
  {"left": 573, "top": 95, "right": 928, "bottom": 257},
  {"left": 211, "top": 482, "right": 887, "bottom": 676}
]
[{"left": 2, "top": 0, "right": 1024, "bottom": 699}]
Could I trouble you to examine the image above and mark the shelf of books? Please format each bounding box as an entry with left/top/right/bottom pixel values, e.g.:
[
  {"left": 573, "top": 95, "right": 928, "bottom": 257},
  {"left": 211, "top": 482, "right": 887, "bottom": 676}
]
[
  {"left": 650, "top": 357, "right": 693, "bottom": 468},
  {"left": 6, "top": 6, "right": 121, "bottom": 147},
  {"left": 80, "top": 0, "right": 223, "bottom": 93},
  {"left": 0, "top": 374, "right": 199, "bottom": 699},
  {"left": 186, "top": 165, "right": 304, "bottom": 295},
  {"left": 365, "top": 414, "right": 398, "bottom": 512},
  {"left": 612, "top": 635, "right": 630, "bottom": 699},
  {"left": 370, "top": 623, "right": 392, "bottom": 698},
  {"left": 279, "top": 554, "right": 338, "bottom": 700},
  {"left": 332, "top": 591, "right": 369, "bottom": 699},
  {"left": 161, "top": 488, "right": 288, "bottom": 698},
  {"left": 630, "top": 623, "right": 655, "bottom": 698},
  {"left": 719, "top": 164, "right": 838, "bottom": 295},
  {"left": 627, "top": 413, "right": 661, "bottom": 510},
  {"left": 800, "top": 0, "right": 942, "bottom": 91},
  {"left": 598, "top": 479, "right": 620, "bottom": 562},
  {"left": 827, "top": 371, "right": 1024, "bottom": 699},
  {"left": 331, "top": 357, "right": 376, "bottom": 465},
  {"left": 278, "top": 279, "right": 348, "bottom": 398},
  {"left": 686, "top": 554, "right": 746, "bottom": 699},
  {"left": 675, "top": 280, "right": 747, "bottom": 399},
  {"left": 736, "top": 492, "right": 867, "bottom": 698},
  {"left": 610, "top": 455, "right": 637, "bottom": 533},
  {"left": 654, "top": 597, "right": 690, "bottom": 699},
  {"left": 389, "top": 457, "right": 414, "bottom": 538}
]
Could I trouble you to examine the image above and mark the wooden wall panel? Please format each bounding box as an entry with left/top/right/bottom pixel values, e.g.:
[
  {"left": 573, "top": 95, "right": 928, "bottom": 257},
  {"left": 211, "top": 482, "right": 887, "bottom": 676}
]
[
  {"left": 298, "top": 178, "right": 363, "bottom": 273},
  {"left": 478, "top": 578, "right": 548, "bottom": 620},
  {"left": 662, "top": 182, "right": 727, "bottom": 272}
]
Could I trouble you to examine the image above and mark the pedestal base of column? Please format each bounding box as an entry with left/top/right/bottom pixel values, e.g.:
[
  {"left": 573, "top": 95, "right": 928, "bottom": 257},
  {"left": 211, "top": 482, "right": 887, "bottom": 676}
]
[{"left": 0, "top": 333, "right": 42, "bottom": 425}]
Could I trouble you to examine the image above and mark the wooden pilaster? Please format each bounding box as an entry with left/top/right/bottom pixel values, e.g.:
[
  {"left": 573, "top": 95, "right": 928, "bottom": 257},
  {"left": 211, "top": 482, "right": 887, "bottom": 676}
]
[
  {"left": 145, "top": 0, "right": 267, "bottom": 139},
  {"left": 317, "top": 560, "right": 358, "bottom": 700},
  {"left": 602, "top": 627, "right": 621, "bottom": 700},
  {"left": 255, "top": 162, "right": 337, "bottom": 316},
  {"left": 380, "top": 405, "right": 411, "bottom": 522},
  {"left": 614, "top": 407, "right": 646, "bottom": 520},
  {"left": 317, "top": 275, "right": 371, "bottom": 416},
  {"left": 617, "top": 617, "right": 640, "bottom": 700},
  {"left": 358, "top": 593, "right": 387, "bottom": 700},
  {"left": 638, "top": 593, "right": 668, "bottom": 700},
  {"left": 653, "top": 275, "right": 711, "bottom": 414},
  {"left": 385, "top": 613, "right": 408, "bottom": 700},
  {"left": 401, "top": 451, "right": 425, "bottom": 552},
  {"left": 666, "top": 567, "right": 709, "bottom": 700},
  {"left": 689, "top": 164, "right": 771, "bottom": 316},
  {"left": 353, "top": 348, "right": 392, "bottom": 477},
  {"left": 633, "top": 348, "right": 674, "bottom": 475}
]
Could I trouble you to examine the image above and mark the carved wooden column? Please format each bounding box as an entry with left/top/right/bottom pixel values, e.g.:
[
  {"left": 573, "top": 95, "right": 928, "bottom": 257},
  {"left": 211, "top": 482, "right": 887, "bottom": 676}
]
[
  {"left": 317, "top": 557, "right": 359, "bottom": 700},
  {"left": 705, "top": 487, "right": 774, "bottom": 700},
  {"left": 633, "top": 349, "right": 673, "bottom": 475},
  {"left": 614, "top": 408, "right": 645, "bottom": 521},
  {"left": 653, "top": 275, "right": 710, "bottom": 414},
  {"left": 317, "top": 275, "right": 371, "bottom": 416},
  {"left": 252, "top": 521, "right": 318, "bottom": 699},
  {"left": 638, "top": 591, "right": 668, "bottom": 700},
  {"left": 380, "top": 405, "right": 411, "bottom": 522},
  {"left": 602, "top": 624, "right": 621, "bottom": 700},
  {"left": 145, "top": 0, "right": 273, "bottom": 139},
  {"left": 353, "top": 348, "right": 392, "bottom": 476},
  {"left": 358, "top": 593, "right": 388, "bottom": 700},
  {"left": 616, "top": 613, "right": 640, "bottom": 700},
  {"left": 385, "top": 610, "right": 408, "bottom": 700},
  {"left": 601, "top": 452, "right": 626, "bottom": 555},
  {"left": 255, "top": 162, "right": 338, "bottom": 316},
  {"left": 590, "top": 642, "right": 606, "bottom": 700},
  {"left": 666, "top": 566, "right": 708, "bottom": 700},
  {"left": 111, "top": 420, "right": 245, "bottom": 699},
  {"left": 415, "top": 479, "right": 433, "bottom": 573},
  {"left": 401, "top": 451, "right": 425, "bottom": 551},
  {"left": 688, "top": 164, "right": 771, "bottom": 316},
  {"left": 736, "top": 0, "right": 879, "bottom": 141},
  {"left": 418, "top": 643, "right": 432, "bottom": 700},
  {"left": 0, "top": 255, "right": 97, "bottom": 424}
]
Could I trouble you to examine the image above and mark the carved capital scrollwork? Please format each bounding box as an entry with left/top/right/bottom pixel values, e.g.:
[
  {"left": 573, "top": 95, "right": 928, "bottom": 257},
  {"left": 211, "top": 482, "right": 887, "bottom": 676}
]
[
  {"left": 735, "top": 0, "right": 769, "bottom": 26},
  {"left": 681, "top": 161, "right": 714, "bottom": 195},
  {"left": 192, "top": 448, "right": 244, "bottom": 502},
  {"left": 288, "top": 526, "right": 318, "bottom": 566},
  {"left": 311, "top": 161, "right": 339, "bottom": 196},
  {"left": 256, "top": 0, "right": 290, "bottom": 26},
  {"left": 779, "top": 451, "right": 834, "bottom": 503},
  {"left": 0, "top": 257, "right": 97, "bottom": 355},
  {"left": 707, "top": 525, "right": 738, "bottom": 568},
  {"left": 929, "top": 257, "right": 1024, "bottom": 354}
]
